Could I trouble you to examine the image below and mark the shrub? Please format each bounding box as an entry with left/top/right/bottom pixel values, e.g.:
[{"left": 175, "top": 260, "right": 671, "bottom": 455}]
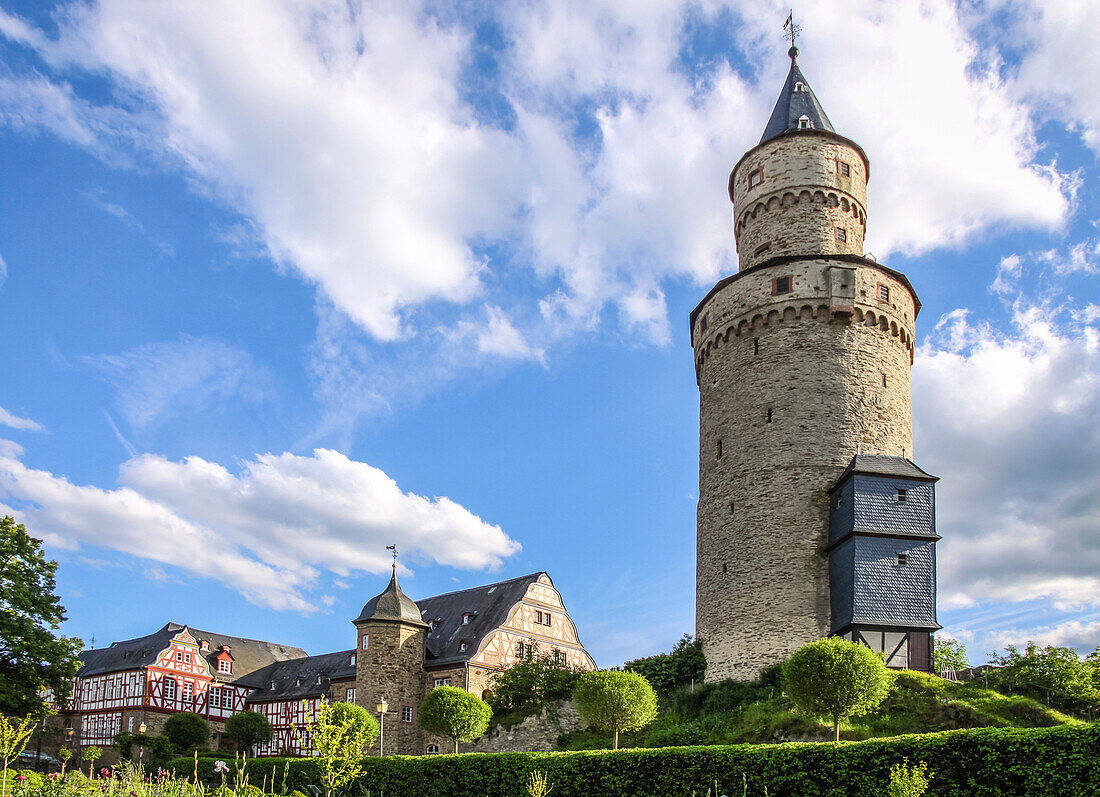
[
  {"left": 297, "top": 699, "right": 378, "bottom": 797},
  {"left": 783, "top": 637, "right": 893, "bottom": 741},
  {"left": 225, "top": 710, "right": 275, "bottom": 755},
  {"left": 887, "top": 760, "right": 931, "bottom": 797},
  {"left": 573, "top": 670, "right": 658, "bottom": 750},
  {"left": 623, "top": 635, "right": 707, "bottom": 693},
  {"left": 163, "top": 712, "right": 210, "bottom": 752},
  {"left": 487, "top": 651, "right": 585, "bottom": 718}
]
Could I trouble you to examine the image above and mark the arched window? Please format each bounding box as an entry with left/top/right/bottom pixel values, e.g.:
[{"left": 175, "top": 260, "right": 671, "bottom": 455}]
[
  {"left": 426, "top": 745, "right": 440, "bottom": 754},
  {"left": 793, "top": 81, "right": 806, "bottom": 92}
]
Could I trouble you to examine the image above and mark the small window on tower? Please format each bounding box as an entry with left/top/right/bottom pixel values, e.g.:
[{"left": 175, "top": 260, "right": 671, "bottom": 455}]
[
  {"left": 716, "top": 440, "right": 723, "bottom": 460},
  {"left": 766, "top": 408, "right": 773, "bottom": 423},
  {"left": 879, "top": 284, "right": 890, "bottom": 302},
  {"left": 700, "top": 313, "right": 708, "bottom": 333},
  {"left": 754, "top": 242, "right": 772, "bottom": 256},
  {"left": 838, "top": 161, "right": 851, "bottom": 177},
  {"left": 748, "top": 167, "right": 764, "bottom": 188},
  {"left": 897, "top": 488, "right": 908, "bottom": 503},
  {"left": 753, "top": 338, "right": 759, "bottom": 356},
  {"left": 773, "top": 275, "right": 792, "bottom": 295},
  {"left": 798, "top": 115, "right": 813, "bottom": 129},
  {"left": 722, "top": 562, "right": 728, "bottom": 574},
  {"left": 897, "top": 553, "right": 909, "bottom": 566},
  {"left": 836, "top": 227, "right": 847, "bottom": 243},
  {"left": 729, "top": 501, "right": 735, "bottom": 515},
  {"left": 402, "top": 706, "right": 414, "bottom": 723},
  {"left": 361, "top": 635, "right": 369, "bottom": 650}
]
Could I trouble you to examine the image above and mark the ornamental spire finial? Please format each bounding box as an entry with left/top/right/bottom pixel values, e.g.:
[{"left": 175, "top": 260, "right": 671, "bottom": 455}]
[
  {"left": 386, "top": 543, "right": 397, "bottom": 573},
  {"left": 783, "top": 10, "right": 801, "bottom": 59}
]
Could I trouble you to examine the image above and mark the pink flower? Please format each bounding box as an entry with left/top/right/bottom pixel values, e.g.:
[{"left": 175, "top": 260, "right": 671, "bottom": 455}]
[
  {"left": 16, "top": 774, "right": 27, "bottom": 780},
  {"left": 213, "top": 761, "right": 229, "bottom": 774},
  {"left": 47, "top": 773, "right": 61, "bottom": 782},
  {"left": 100, "top": 768, "right": 111, "bottom": 776}
]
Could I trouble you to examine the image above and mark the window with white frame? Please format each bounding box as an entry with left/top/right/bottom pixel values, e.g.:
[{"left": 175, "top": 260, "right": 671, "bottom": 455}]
[
  {"left": 218, "top": 658, "right": 232, "bottom": 674},
  {"left": 209, "top": 687, "right": 221, "bottom": 709},
  {"left": 128, "top": 717, "right": 134, "bottom": 733},
  {"left": 434, "top": 678, "right": 451, "bottom": 688},
  {"left": 362, "top": 635, "right": 369, "bottom": 650},
  {"left": 836, "top": 227, "right": 847, "bottom": 243},
  {"left": 879, "top": 284, "right": 890, "bottom": 302},
  {"left": 349, "top": 653, "right": 356, "bottom": 666},
  {"left": 346, "top": 688, "right": 356, "bottom": 702},
  {"left": 176, "top": 651, "right": 184, "bottom": 662},
  {"left": 798, "top": 115, "right": 813, "bottom": 129},
  {"left": 402, "top": 706, "right": 414, "bottom": 723},
  {"left": 164, "top": 677, "right": 177, "bottom": 701},
  {"left": 182, "top": 681, "right": 193, "bottom": 702},
  {"left": 515, "top": 641, "right": 527, "bottom": 658},
  {"left": 426, "top": 745, "right": 440, "bottom": 754},
  {"left": 461, "top": 613, "right": 472, "bottom": 624},
  {"left": 459, "top": 640, "right": 467, "bottom": 652}
]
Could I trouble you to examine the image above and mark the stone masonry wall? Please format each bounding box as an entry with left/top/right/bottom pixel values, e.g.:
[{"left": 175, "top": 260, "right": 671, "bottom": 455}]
[
  {"left": 694, "top": 259, "right": 916, "bottom": 682},
  {"left": 465, "top": 700, "right": 584, "bottom": 754},
  {"left": 731, "top": 133, "right": 868, "bottom": 271},
  {"left": 354, "top": 621, "right": 426, "bottom": 756}
]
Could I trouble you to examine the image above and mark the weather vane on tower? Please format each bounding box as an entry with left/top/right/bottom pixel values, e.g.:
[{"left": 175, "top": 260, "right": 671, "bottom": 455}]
[
  {"left": 386, "top": 544, "right": 397, "bottom": 571},
  {"left": 783, "top": 10, "right": 801, "bottom": 51}
]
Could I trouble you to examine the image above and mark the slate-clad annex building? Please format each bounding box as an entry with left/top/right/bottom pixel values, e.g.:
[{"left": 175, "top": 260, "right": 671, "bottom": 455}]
[
  {"left": 56, "top": 571, "right": 594, "bottom": 758},
  {"left": 692, "top": 44, "right": 941, "bottom": 681}
]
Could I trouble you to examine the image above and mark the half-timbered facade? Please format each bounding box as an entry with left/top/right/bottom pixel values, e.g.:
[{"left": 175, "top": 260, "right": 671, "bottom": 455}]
[{"left": 60, "top": 571, "right": 594, "bottom": 759}]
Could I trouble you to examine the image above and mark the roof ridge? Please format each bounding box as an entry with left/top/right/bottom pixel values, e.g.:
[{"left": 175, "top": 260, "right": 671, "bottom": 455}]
[{"left": 414, "top": 571, "right": 546, "bottom": 604}]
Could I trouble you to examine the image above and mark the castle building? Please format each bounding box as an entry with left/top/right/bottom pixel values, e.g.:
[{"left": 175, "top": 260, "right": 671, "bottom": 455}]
[
  {"left": 56, "top": 571, "right": 594, "bottom": 758},
  {"left": 691, "top": 44, "right": 940, "bottom": 682}
]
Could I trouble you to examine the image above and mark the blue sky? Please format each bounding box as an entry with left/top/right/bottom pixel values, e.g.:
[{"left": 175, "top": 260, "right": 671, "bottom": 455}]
[{"left": 0, "top": 0, "right": 1097, "bottom": 669}]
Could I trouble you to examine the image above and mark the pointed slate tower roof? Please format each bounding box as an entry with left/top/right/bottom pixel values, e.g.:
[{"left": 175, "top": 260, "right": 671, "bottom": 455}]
[
  {"left": 760, "top": 46, "right": 835, "bottom": 144},
  {"left": 353, "top": 566, "right": 427, "bottom": 626}
]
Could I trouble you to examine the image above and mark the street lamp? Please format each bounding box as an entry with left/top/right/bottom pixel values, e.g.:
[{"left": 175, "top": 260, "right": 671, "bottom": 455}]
[
  {"left": 137, "top": 723, "right": 147, "bottom": 766},
  {"left": 375, "top": 698, "right": 388, "bottom": 757}
]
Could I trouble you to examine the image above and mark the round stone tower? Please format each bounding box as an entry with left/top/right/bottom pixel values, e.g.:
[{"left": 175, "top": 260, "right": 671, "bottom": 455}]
[{"left": 693, "top": 46, "right": 920, "bottom": 682}]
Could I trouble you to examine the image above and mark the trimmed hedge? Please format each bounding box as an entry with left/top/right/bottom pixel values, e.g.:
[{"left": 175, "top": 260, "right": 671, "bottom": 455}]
[{"left": 168, "top": 723, "right": 1099, "bottom": 797}]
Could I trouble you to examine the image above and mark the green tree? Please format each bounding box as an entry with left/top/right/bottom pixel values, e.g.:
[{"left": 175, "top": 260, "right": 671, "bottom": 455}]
[
  {"left": 782, "top": 637, "right": 893, "bottom": 742},
  {"left": 294, "top": 699, "right": 378, "bottom": 797},
  {"left": 1, "top": 714, "right": 36, "bottom": 796},
  {"left": 571, "top": 670, "right": 658, "bottom": 750},
  {"left": 933, "top": 637, "right": 969, "bottom": 676},
  {"left": 162, "top": 712, "right": 210, "bottom": 752},
  {"left": 486, "top": 649, "right": 584, "bottom": 715},
  {"left": 418, "top": 685, "right": 492, "bottom": 754},
  {"left": 989, "top": 643, "right": 1098, "bottom": 704},
  {"left": 623, "top": 634, "right": 707, "bottom": 693},
  {"left": 0, "top": 517, "right": 84, "bottom": 716},
  {"left": 224, "top": 710, "right": 274, "bottom": 754},
  {"left": 80, "top": 745, "right": 102, "bottom": 777}
]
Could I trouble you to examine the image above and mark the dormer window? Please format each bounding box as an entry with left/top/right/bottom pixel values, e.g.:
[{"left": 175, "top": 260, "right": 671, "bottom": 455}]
[
  {"left": 794, "top": 81, "right": 806, "bottom": 92},
  {"left": 798, "top": 115, "right": 813, "bottom": 129},
  {"left": 459, "top": 640, "right": 467, "bottom": 652},
  {"left": 349, "top": 653, "right": 356, "bottom": 666},
  {"left": 316, "top": 674, "right": 323, "bottom": 684},
  {"left": 461, "top": 613, "right": 472, "bottom": 625},
  {"left": 199, "top": 640, "right": 209, "bottom": 652},
  {"left": 218, "top": 659, "right": 232, "bottom": 674},
  {"left": 427, "top": 620, "right": 435, "bottom": 632},
  {"left": 897, "top": 553, "right": 909, "bottom": 566},
  {"left": 897, "top": 488, "right": 908, "bottom": 503}
]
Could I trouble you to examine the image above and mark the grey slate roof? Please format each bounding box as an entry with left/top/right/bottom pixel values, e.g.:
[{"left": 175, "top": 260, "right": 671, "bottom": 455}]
[
  {"left": 239, "top": 649, "right": 356, "bottom": 703},
  {"left": 353, "top": 569, "right": 427, "bottom": 626},
  {"left": 831, "top": 455, "right": 938, "bottom": 491},
  {"left": 77, "top": 623, "right": 306, "bottom": 680},
  {"left": 416, "top": 572, "right": 547, "bottom": 668},
  {"left": 760, "top": 48, "right": 835, "bottom": 144}
]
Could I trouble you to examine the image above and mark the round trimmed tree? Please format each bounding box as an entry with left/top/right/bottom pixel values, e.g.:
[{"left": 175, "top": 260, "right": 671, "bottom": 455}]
[
  {"left": 572, "top": 670, "right": 658, "bottom": 749},
  {"left": 163, "top": 712, "right": 210, "bottom": 752},
  {"left": 224, "top": 710, "right": 274, "bottom": 755},
  {"left": 417, "top": 685, "right": 492, "bottom": 753},
  {"left": 782, "top": 637, "right": 893, "bottom": 741}
]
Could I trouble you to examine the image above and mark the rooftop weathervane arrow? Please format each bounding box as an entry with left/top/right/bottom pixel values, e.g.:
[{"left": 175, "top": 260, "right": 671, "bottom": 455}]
[{"left": 386, "top": 544, "right": 397, "bottom": 570}]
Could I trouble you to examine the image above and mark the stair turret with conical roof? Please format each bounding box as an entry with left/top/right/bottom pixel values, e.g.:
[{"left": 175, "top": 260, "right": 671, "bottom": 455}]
[{"left": 352, "top": 565, "right": 427, "bottom": 754}]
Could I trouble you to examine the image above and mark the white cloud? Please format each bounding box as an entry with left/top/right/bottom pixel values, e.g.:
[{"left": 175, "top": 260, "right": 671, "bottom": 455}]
[
  {"left": 0, "top": 251, "right": 6, "bottom": 288},
  {"left": 1005, "top": 0, "right": 1100, "bottom": 154},
  {"left": 0, "top": 406, "right": 42, "bottom": 432},
  {"left": 0, "top": 0, "right": 1075, "bottom": 358},
  {"left": 0, "top": 446, "right": 520, "bottom": 611},
  {"left": 86, "top": 335, "right": 273, "bottom": 431},
  {"left": 913, "top": 299, "right": 1100, "bottom": 611},
  {"left": 984, "top": 619, "right": 1100, "bottom": 655}
]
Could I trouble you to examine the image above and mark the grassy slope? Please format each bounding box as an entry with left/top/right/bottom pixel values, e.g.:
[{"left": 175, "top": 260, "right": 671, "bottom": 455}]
[{"left": 557, "top": 671, "right": 1085, "bottom": 750}]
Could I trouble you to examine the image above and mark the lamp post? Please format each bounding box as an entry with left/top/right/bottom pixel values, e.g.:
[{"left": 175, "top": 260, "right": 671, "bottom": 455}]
[
  {"left": 137, "top": 722, "right": 147, "bottom": 766},
  {"left": 375, "top": 698, "right": 388, "bottom": 757}
]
